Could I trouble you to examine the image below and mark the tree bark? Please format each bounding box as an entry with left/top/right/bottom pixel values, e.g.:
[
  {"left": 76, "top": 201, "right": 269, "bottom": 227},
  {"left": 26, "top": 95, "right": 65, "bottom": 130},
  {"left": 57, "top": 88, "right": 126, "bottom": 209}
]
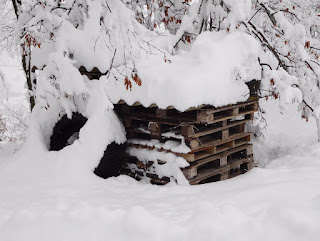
[
  {"left": 315, "top": 117, "right": 320, "bottom": 142},
  {"left": 11, "top": 0, "right": 35, "bottom": 111}
]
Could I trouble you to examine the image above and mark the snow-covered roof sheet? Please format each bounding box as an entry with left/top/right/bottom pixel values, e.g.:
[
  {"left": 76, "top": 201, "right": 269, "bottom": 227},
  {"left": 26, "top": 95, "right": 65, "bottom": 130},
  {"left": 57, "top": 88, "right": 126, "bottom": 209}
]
[{"left": 106, "top": 32, "right": 261, "bottom": 111}]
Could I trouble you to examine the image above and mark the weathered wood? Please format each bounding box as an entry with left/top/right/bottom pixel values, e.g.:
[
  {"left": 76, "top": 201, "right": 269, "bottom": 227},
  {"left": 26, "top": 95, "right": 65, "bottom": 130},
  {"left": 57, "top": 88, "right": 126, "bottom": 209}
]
[
  {"left": 156, "top": 109, "right": 168, "bottom": 118},
  {"left": 117, "top": 99, "right": 258, "bottom": 112},
  {"left": 188, "top": 156, "right": 254, "bottom": 185},
  {"left": 183, "top": 168, "right": 198, "bottom": 179},
  {"left": 220, "top": 172, "right": 229, "bottom": 181},
  {"left": 189, "top": 132, "right": 252, "bottom": 152},
  {"left": 222, "top": 129, "right": 229, "bottom": 139},
  {"left": 121, "top": 100, "right": 258, "bottom": 125},
  {"left": 182, "top": 144, "right": 253, "bottom": 179},
  {"left": 197, "top": 110, "right": 214, "bottom": 123},
  {"left": 231, "top": 107, "right": 239, "bottom": 116},
  {"left": 148, "top": 122, "right": 161, "bottom": 137},
  {"left": 118, "top": 100, "right": 258, "bottom": 185},
  {"left": 220, "top": 156, "right": 228, "bottom": 166},
  {"left": 177, "top": 133, "right": 251, "bottom": 162}
]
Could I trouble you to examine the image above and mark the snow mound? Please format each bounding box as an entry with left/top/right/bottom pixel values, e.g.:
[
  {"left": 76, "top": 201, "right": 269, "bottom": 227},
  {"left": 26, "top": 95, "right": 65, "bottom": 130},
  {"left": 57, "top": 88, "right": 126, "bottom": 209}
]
[{"left": 107, "top": 31, "right": 262, "bottom": 111}]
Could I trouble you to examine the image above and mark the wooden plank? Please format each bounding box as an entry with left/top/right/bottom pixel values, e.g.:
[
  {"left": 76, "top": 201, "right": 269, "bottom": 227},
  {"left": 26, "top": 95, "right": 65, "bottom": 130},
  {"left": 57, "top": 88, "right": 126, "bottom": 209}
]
[
  {"left": 198, "top": 109, "right": 256, "bottom": 124},
  {"left": 123, "top": 100, "right": 258, "bottom": 126},
  {"left": 190, "top": 132, "right": 251, "bottom": 152},
  {"left": 148, "top": 122, "right": 161, "bottom": 137},
  {"left": 182, "top": 144, "right": 252, "bottom": 180},
  {"left": 220, "top": 172, "right": 229, "bottom": 181},
  {"left": 116, "top": 100, "right": 258, "bottom": 113},
  {"left": 127, "top": 133, "right": 251, "bottom": 163},
  {"left": 187, "top": 144, "right": 252, "bottom": 169},
  {"left": 126, "top": 108, "right": 256, "bottom": 127},
  {"left": 188, "top": 156, "right": 254, "bottom": 185},
  {"left": 186, "top": 122, "right": 248, "bottom": 150},
  {"left": 183, "top": 168, "right": 198, "bottom": 179},
  {"left": 197, "top": 110, "right": 214, "bottom": 123},
  {"left": 183, "top": 119, "right": 248, "bottom": 138},
  {"left": 222, "top": 129, "right": 229, "bottom": 139},
  {"left": 198, "top": 100, "right": 258, "bottom": 115},
  {"left": 156, "top": 109, "right": 167, "bottom": 118},
  {"left": 176, "top": 133, "right": 251, "bottom": 162}
]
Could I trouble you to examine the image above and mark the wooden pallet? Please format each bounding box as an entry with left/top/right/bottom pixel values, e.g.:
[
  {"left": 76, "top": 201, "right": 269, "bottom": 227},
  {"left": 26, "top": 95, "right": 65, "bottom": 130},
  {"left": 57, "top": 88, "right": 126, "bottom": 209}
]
[
  {"left": 189, "top": 156, "right": 254, "bottom": 185},
  {"left": 182, "top": 144, "right": 253, "bottom": 179},
  {"left": 126, "top": 120, "right": 253, "bottom": 153},
  {"left": 120, "top": 167, "right": 171, "bottom": 185},
  {"left": 116, "top": 99, "right": 258, "bottom": 185},
  {"left": 128, "top": 132, "right": 251, "bottom": 163},
  {"left": 121, "top": 155, "right": 254, "bottom": 185},
  {"left": 120, "top": 100, "right": 258, "bottom": 127},
  {"left": 196, "top": 101, "right": 258, "bottom": 124}
]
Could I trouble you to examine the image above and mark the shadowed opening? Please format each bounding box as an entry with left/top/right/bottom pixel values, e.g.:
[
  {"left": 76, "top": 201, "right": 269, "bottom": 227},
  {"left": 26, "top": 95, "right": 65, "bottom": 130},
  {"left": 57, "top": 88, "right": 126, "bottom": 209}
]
[{"left": 50, "top": 112, "right": 126, "bottom": 178}]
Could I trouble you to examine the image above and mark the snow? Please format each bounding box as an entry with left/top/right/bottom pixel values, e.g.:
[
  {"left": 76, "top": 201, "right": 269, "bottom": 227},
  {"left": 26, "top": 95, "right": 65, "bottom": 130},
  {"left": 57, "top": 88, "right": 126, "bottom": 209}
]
[
  {"left": 127, "top": 146, "right": 190, "bottom": 185},
  {"left": 0, "top": 53, "right": 29, "bottom": 143},
  {"left": 129, "top": 137, "right": 191, "bottom": 154},
  {"left": 1, "top": 0, "right": 320, "bottom": 238},
  {"left": 107, "top": 31, "right": 262, "bottom": 111},
  {"left": 1, "top": 59, "right": 320, "bottom": 240},
  {"left": 1, "top": 140, "right": 320, "bottom": 241}
]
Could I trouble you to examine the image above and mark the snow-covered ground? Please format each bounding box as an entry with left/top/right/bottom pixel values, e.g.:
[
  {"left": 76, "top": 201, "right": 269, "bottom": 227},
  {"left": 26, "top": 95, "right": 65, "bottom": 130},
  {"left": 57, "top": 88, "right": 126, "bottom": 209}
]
[{"left": 1, "top": 59, "right": 320, "bottom": 241}]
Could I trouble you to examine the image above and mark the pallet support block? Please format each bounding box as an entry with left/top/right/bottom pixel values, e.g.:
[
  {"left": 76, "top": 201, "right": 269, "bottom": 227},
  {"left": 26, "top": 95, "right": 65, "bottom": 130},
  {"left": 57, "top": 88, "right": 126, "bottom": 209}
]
[
  {"left": 197, "top": 110, "right": 214, "bottom": 123},
  {"left": 246, "top": 145, "right": 253, "bottom": 156},
  {"left": 247, "top": 161, "right": 255, "bottom": 170},
  {"left": 221, "top": 172, "right": 229, "bottom": 180},
  {"left": 156, "top": 109, "right": 167, "bottom": 118},
  {"left": 222, "top": 120, "right": 228, "bottom": 127},
  {"left": 148, "top": 122, "right": 161, "bottom": 137},
  {"left": 124, "top": 118, "right": 132, "bottom": 128},
  {"left": 231, "top": 107, "right": 239, "bottom": 116},
  {"left": 183, "top": 167, "right": 197, "bottom": 179},
  {"left": 182, "top": 124, "right": 194, "bottom": 137},
  {"left": 222, "top": 129, "right": 229, "bottom": 139},
  {"left": 220, "top": 156, "right": 228, "bottom": 166}
]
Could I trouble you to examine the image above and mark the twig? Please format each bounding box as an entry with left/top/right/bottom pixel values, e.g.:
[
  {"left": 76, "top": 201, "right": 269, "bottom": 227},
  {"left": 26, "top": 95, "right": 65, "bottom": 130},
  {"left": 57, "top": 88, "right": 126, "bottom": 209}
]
[
  {"left": 103, "top": 0, "right": 112, "bottom": 13},
  {"left": 0, "top": 100, "right": 28, "bottom": 128},
  {"left": 258, "top": 57, "right": 273, "bottom": 70},
  {"left": 0, "top": 69, "right": 8, "bottom": 99},
  {"left": 106, "top": 49, "right": 116, "bottom": 78}
]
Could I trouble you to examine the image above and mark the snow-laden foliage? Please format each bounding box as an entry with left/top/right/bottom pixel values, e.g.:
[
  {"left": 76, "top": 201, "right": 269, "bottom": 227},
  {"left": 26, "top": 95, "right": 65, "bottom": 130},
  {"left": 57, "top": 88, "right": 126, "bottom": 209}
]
[
  {"left": 17, "top": 0, "right": 165, "bottom": 117},
  {"left": 247, "top": 0, "right": 320, "bottom": 138},
  {"left": 165, "top": 0, "right": 320, "bottom": 139},
  {"left": 121, "top": 0, "right": 190, "bottom": 34},
  {"left": 0, "top": 1, "right": 17, "bottom": 53},
  {"left": 0, "top": 101, "right": 29, "bottom": 143}
]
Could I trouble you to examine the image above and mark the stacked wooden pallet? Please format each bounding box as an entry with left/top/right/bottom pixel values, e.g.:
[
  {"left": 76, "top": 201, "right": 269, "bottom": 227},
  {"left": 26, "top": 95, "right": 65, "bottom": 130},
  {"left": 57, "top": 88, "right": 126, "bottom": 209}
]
[{"left": 117, "top": 100, "right": 258, "bottom": 185}]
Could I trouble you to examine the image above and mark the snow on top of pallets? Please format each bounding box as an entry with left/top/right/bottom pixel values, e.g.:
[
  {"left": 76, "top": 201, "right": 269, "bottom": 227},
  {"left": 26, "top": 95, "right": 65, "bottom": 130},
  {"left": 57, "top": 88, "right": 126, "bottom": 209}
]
[
  {"left": 33, "top": 30, "right": 262, "bottom": 112},
  {"left": 106, "top": 31, "right": 262, "bottom": 111}
]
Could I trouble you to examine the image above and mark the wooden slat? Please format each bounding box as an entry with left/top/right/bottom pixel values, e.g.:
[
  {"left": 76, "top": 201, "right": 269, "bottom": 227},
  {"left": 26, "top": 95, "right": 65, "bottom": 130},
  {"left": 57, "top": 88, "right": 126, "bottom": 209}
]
[
  {"left": 188, "top": 156, "right": 254, "bottom": 185},
  {"left": 183, "top": 119, "right": 248, "bottom": 138},
  {"left": 198, "top": 100, "right": 258, "bottom": 114},
  {"left": 182, "top": 144, "right": 252, "bottom": 179},
  {"left": 189, "top": 132, "right": 251, "bottom": 152}
]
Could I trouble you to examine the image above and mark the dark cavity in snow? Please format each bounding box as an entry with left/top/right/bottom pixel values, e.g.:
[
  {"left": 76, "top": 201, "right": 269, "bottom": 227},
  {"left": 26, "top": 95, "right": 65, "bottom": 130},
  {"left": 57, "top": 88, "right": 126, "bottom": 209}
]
[{"left": 50, "top": 112, "right": 126, "bottom": 179}]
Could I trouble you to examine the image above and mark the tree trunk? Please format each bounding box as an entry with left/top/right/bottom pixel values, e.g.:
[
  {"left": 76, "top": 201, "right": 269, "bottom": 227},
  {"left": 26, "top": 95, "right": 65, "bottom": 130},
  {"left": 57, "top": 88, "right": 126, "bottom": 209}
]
[
  {"left": 315, "top": 117, "right": 320, "bottom": 142},
  {"left": 11, "top": 0, "right": 35, "bottom": 111}
]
